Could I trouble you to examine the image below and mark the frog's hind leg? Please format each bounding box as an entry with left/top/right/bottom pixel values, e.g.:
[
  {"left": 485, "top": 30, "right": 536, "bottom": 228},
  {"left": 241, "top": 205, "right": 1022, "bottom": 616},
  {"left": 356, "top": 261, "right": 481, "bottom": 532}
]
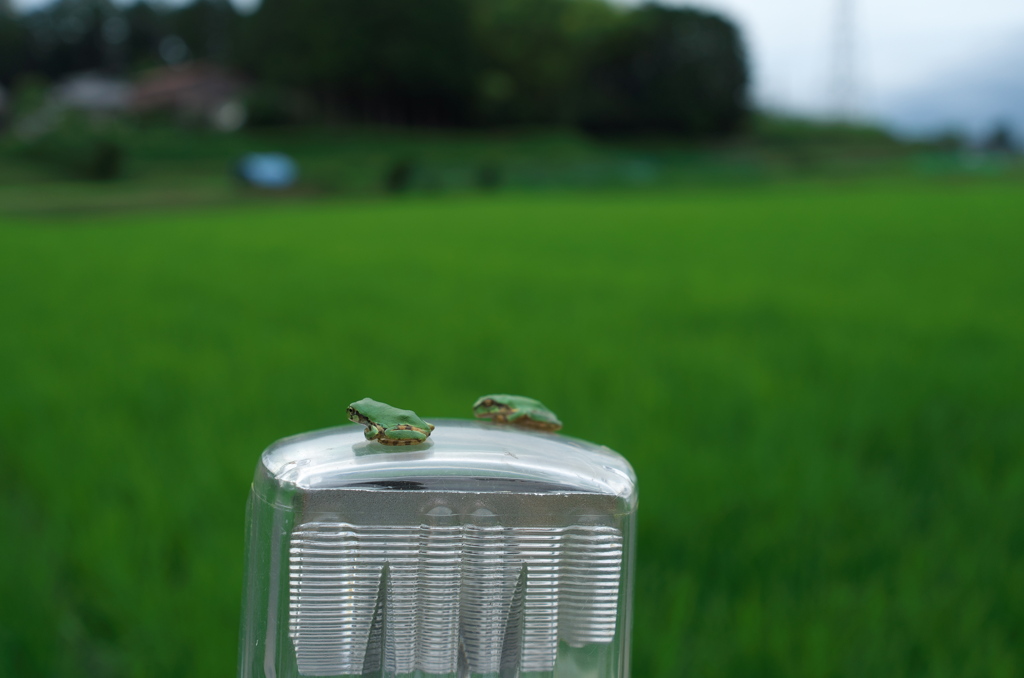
[
  {"left": 380, "top": 425, "right": 428, "bottom": 445},
  {"left": 507, "top": 411, "right": 561, "bottom": 432}
]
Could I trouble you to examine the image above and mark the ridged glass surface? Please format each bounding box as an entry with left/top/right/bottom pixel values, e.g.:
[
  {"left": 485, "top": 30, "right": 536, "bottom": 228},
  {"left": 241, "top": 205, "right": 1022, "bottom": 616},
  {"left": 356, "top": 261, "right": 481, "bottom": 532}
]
[
  {"left": 289, "top": 521, "right": 622, "bottom": 675},
  {"left": 238, "top": 419, "right": 637, "bottom": 678}
]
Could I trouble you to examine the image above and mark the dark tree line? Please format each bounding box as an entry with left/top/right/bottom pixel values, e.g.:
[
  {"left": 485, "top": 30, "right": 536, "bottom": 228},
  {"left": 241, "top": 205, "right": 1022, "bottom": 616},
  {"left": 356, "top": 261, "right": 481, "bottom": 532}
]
[
  {"left": 0, "top": 0, "right": 236, "bottom": 83},
  {"left": 1, "top": 0, "right": 749, "bottom": 137}
]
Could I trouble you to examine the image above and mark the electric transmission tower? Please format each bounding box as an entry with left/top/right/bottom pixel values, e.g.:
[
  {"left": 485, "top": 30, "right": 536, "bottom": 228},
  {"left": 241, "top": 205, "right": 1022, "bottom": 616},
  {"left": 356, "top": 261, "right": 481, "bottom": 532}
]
[{"left": 831, "top": 0, "right": 857, "bottom": 122}]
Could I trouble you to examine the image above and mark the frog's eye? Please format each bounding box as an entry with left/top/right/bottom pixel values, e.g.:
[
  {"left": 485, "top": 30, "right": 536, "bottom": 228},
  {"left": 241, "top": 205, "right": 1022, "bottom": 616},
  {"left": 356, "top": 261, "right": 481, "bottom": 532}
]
[{"left": 480, "top": 399, "right": 495, "bottom": 408}]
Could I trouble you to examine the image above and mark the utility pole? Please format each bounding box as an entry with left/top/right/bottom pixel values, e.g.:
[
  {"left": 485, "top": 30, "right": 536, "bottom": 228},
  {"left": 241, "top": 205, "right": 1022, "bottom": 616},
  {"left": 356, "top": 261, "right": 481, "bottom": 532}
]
[{"left": 831, "top": 0, "right": 857, "bottom": 122}]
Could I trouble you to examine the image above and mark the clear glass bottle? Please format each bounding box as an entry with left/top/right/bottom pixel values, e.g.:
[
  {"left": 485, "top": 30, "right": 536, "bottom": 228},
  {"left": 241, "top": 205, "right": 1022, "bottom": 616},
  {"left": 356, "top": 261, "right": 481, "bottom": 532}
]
[{"left": 238, "top": 418, "right": 638, "bottom": 678}]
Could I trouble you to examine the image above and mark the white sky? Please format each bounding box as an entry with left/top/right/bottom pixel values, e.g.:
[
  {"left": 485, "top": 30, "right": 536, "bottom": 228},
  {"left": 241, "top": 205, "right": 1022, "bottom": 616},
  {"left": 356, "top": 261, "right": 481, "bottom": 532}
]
[
  {"left": 671, "top": 0, "right": 1024, "bottom": 131},
  {"left": 13, "top": 0, "right": 1024, "bottom": 135}
]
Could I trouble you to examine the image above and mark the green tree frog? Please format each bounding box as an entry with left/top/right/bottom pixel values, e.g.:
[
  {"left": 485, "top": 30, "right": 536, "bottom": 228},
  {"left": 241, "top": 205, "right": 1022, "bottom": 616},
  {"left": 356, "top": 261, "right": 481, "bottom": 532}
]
[
  {"left": 347, "top": 398, "right": 435, "bottom": 446},
  {"left": 472, "top": 394, "right": 562, "bottom": 431}
]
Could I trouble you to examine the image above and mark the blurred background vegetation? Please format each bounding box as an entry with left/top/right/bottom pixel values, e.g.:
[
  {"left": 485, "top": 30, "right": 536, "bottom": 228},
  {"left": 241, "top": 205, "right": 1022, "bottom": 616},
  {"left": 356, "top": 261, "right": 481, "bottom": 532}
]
[
  {"left": 1, "top": 0, "right": 1022, "bottom": 677},
  {"left": 1, "top": 0, "right": 748, "bottom": 130}
]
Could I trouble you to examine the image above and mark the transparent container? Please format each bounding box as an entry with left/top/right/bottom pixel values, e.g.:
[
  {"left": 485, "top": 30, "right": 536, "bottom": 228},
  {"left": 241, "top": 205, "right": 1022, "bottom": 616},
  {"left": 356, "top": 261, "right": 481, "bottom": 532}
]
[{"left": 238, "top": 419, "right": 638, "bottom": 678}]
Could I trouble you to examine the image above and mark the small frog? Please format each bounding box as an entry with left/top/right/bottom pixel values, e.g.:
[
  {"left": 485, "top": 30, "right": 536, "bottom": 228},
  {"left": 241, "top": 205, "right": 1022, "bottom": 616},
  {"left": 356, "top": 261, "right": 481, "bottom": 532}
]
[
  {"left": 472, "top": 394, "right": 562, "bottom": 431},
  {"left": 347, "top": 398, "right": 435, "bottom": 446}
]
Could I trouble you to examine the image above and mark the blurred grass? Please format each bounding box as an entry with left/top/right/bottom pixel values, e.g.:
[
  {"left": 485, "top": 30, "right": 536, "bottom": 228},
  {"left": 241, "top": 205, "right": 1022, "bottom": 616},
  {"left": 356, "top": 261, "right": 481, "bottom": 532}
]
[
  {"left": 1, "top": 122, "right": 983, "bottom": 218},
  {"left": 1, "top": 177, "right": 1023, "bottom": 677}
]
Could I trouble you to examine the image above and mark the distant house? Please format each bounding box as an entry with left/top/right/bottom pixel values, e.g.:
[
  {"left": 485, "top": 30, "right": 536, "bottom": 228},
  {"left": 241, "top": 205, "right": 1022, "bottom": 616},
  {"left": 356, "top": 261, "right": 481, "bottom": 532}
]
[
  {"left": 50, "top": 72, "right": 132, "bottom": 114},
  {"left": 131, "top": 62, "right": 246, "bottom": 131},
  {"left": 10, "top": 73, "right": 132, "bottom": 139}
]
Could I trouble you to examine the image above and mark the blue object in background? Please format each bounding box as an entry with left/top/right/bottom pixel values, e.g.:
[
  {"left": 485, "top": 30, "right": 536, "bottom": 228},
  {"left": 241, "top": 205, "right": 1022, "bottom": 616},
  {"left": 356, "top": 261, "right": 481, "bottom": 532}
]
[{"left": 234, "top": 152, "right": 298, "bottom": 189}]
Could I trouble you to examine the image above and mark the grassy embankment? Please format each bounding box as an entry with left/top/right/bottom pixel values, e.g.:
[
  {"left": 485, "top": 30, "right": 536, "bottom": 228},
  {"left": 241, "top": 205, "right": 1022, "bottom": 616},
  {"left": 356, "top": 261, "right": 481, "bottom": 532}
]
[
  {"left": 1, "top": 175, "right": 1022, "bottom": 677},
  {"left": 0, "top": 119, "right": 983, "bottom": 217}
]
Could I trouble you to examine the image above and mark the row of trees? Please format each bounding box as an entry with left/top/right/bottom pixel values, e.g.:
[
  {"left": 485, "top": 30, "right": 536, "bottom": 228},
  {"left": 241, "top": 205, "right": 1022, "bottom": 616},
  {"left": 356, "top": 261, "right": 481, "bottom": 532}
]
[{"left": 0, "top": 0, "right": 749, "bottom": 136}]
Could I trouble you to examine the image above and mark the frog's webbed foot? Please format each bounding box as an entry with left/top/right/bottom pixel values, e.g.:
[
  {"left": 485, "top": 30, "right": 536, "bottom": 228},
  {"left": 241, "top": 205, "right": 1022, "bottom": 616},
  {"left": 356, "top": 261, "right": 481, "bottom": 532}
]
[{"left": 363, "top": 424, "right": 383, "bottom": 441}]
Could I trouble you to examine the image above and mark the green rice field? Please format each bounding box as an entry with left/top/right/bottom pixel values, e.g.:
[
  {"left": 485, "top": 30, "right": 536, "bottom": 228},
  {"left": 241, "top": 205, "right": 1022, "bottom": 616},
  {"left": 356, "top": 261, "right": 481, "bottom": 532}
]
[{"left": 1, "top": 177, "right": 1023, "bottom": 677}]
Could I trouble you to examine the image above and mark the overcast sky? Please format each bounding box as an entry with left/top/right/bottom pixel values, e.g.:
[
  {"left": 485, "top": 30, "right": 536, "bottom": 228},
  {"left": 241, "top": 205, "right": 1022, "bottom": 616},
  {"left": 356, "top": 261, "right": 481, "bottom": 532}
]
[
  {"left": 12, "top": 0, "right": 1024, "bottom": 137},
  {"left": 663, "top": 0, "right": 1024, "bottom": 136}
]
